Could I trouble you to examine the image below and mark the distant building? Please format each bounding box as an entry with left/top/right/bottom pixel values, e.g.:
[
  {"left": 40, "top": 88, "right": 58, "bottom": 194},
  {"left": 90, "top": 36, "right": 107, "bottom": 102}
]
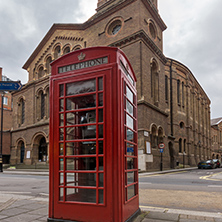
[
  {"left": 0, "top": 67, "right": 13, "bottom": 164},
  {"left": 10, "top": 0, "right": 211, "bottom": 170},
  {"left": 211, "top": 117, "right": 222, "bottom": 160}
]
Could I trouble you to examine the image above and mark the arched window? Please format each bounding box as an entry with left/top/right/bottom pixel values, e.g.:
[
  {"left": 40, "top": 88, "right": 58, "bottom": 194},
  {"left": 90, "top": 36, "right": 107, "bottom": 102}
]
[
  {"left": 184, "top": 139, "right": 186, "bottom": 153},
  {"left": 63, "top": 46, "right": 70, "bottom": 54},
  {"left": 165, "top": 75, "right": 168, "bottom": 102},
  {"left": 179, "top": 138, "right": 182, "bottom": 153},
  {"left": 157, "top": 127, "right": 163, "bottom": 145},
  {"left": 73, "top": 45, "right": 82, "bottom": 51},
  {"left": 177, "top": 80, "right": 180, "bottom": 104},
  {"left": 150, "top": 125, "right": 157, "bottom": 148},
  {"left": 18, "top": 98, "right": 25, "bottom": 125},
  {"left": 36, "top": 90, "right": 45, "bottom": 120},
  {"left": 45, "top": 87, "right": 50, "bottom": 119},
  {"left": 54, "top": 45, "right": 61, "bottom": 59},
  {"left": 45, "top": 56, "right": 52, "bottom": 74},
  {"left": 38, "top": 66, "right": 44, "bottom": 79},
  {"left": 151, "top": 61, "right": 159, "bottom": 106},
  {"left": 182, "top": 82, "right": 185, "bottom": 107}
]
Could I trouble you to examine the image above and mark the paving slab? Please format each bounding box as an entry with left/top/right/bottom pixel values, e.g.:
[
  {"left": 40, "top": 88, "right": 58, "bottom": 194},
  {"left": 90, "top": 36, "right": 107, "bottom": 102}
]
[{"left": 145, "top": 211, "right": 179, "bottom": 221}]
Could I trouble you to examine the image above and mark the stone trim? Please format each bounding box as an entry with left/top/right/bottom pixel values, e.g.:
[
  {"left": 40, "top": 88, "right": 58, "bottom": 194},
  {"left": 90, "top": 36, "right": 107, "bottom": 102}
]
[{"left": 109, "top": 30, "right": 167, "bottom": 64}]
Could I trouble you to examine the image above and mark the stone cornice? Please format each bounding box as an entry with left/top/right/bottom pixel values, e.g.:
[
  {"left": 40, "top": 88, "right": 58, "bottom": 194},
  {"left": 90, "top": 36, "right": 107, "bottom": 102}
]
[
  {"left": 109, "top": 30, "right": 167, "bottom": 64},
  {"left": 11, "top": 120, "right": 49, "bottom": 133}
]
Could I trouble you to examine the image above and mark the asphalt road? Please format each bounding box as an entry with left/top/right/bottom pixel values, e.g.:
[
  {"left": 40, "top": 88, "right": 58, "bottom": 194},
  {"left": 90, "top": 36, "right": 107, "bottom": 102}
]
[
  {"left": 0, "top": 168, "right": 222, "bottom": 214},
  {"left": 0, "top": 174, "right": 49, "bottom": 198},
  {"left": 139, "top": 168, "right": 222, "bottom": 213}
]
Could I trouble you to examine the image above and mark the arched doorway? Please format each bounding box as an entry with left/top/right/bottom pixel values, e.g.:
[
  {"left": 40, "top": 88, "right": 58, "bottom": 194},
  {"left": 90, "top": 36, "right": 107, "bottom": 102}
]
[
  {"left": 168, "top": 142, "right": 174, "bottom": 169},
  {"left": 18, "top": 141, "right": 25, "bottom": 163},
  {"left": 39, "top": 137, "right": 47, "bottom": 162},
  {"left": 20, "top": 142, "right": 25, "bottom": 163}
]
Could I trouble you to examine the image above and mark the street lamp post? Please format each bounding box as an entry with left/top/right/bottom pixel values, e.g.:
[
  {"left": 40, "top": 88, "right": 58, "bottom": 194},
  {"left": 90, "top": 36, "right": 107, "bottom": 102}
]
[{"left": 0, "top": 93, "right": 3, "bottom": 172}]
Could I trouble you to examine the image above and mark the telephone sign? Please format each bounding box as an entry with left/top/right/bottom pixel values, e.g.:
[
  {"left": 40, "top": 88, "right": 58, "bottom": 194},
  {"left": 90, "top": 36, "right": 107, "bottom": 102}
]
[{"left": 48, "top": 47, "right": 139, "bottom": 222}]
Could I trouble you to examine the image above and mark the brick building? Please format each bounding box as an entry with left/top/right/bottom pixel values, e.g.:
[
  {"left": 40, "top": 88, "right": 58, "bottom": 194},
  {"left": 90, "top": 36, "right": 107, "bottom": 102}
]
[
  {"left": 0, "top": 67, "right": 13, "bottom": 164},
  {"left": 10, "top": 0, "right": 211, "bottom": 170},
  {"left": 211, "top": 117, "right": 222, "bottom": 160}
]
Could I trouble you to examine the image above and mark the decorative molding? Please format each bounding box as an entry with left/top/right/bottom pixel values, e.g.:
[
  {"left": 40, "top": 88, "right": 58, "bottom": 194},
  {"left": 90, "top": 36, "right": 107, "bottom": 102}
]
[
  {"left": 34, "top": 36, "right": 84, "bottom": 70},
  {"left": 109, "top": 30, "right": 167, "bottom": 64}
]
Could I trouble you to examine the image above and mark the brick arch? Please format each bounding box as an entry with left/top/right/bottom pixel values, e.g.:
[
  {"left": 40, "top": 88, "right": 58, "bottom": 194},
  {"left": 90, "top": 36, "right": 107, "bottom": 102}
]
[
  {"left": 72, "top": 44, "right": 82, "bottom": 51},
  {"left": 31, "top": 132, "right": 49, "bottom": 163}
]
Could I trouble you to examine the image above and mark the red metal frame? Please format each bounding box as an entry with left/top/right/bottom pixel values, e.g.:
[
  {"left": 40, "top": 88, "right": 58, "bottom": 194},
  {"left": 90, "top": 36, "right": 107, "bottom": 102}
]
[{"left": 49, "top": 47, "right": 139, "bottom": 222}]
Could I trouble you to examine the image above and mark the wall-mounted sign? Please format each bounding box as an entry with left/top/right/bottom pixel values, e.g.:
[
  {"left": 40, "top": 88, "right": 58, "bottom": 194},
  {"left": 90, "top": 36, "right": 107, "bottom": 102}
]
[
  {"left": 58, "top": 56, "right": 108, "bottom": 74},
  {"left": 146, "top": 141, "right": 151, "bottom": 154}
]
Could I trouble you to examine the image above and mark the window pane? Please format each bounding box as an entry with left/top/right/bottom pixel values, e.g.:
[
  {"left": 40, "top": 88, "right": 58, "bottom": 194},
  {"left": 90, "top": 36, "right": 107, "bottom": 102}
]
[
  {"left": 99, "top": 157, "right": 103, "bottom": 170},
  {"left": 59, "top": 85, "right": 64, "bottom": 97},
  {"left": 66, "top": 157, "right": 96, "bottom": 171},
  {"left": 99, "top": 109, "right": 103, "bottom": 122},
  {"left": 60, "top": 143, "right": 64, "bottom": 156},
  {"left": 127, "top": 172, "right": 135, "bottom": 185},
  {"left": 66, "top": 79, "right": 96, "bottom": 96},
  {"left": 127, "top": 185, "right": 136, "bottom": 200},
  {"left": 98, "top": 141, "right": 103, "bottom": 154},
  {"left": 66, "top": 126, "right": 96, "bottom": 140},
  {"left": 66, "top": 188, "right": 96, "bottom": 203},
  {"left": 59, "top": 99, "right": 64, "bottom": 111},
  {"left": 66, "top": 94, "right": 96, "bottom": 110},
  {"left": 66, "top": 110, "right": 96, "bottom": 126},
  {"left": 66, "top": 141, "right": 97, "bottom": 155},
  {"left": 99, "top": 189, "right": 104, "bottom": 204},
  {"left": 127, "top": 157, "right": 136, "bottom": 169},
  {"left": 99, "top": 125, "right": 103, "bottom": 138},
  {"left": 60, "top": 173, "right": 64, "bottom": 185},
  {"left": 126, "top": 128, "right": 134, "bottom": 142},
  {"left": 126, "top": 86, "right": 133, "bottom": 103},
  {"left": 66, "top": 173, "right": 96, "bottom": 187},
  {"left": 60, "top": 158, "right": 64, "bottom": 170},
  {"left": 126, "top": 100, "right": 133, "bottom": 116},
  {"left": 60, "top": 188, "right": 64, "bottom": 201},
  {"left": 98, "top": 93, "right": 103, "bottom": 106},
  {"left": 59, "top": 114, "right": 64, "bottom": 126},
  {"left": 60, "top": 128, "right": 64, "bottom": 141},
  {"left": 126, "top": 114, "right": 134, "bottom": 129},
  {"left": 126, "top": 142, "right": 135, "bottom": 156},
  {"left": 99, "top": 173, "right": 104, "bottom": 187},
  {"left": 98, "top": 77, "right": 103, "bottom": 91}
]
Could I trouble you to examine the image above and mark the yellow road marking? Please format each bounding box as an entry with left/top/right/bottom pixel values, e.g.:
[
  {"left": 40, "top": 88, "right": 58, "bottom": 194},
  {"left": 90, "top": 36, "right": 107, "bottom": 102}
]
[{"left": 199, "top": 172, "right": 222, "bottom": 181}]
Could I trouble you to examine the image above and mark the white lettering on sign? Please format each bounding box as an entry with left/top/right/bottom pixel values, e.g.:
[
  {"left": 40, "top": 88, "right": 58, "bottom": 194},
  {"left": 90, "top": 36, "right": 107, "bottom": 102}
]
[{"left": 58, "top": 57, "right": 108, "bottom": 74}]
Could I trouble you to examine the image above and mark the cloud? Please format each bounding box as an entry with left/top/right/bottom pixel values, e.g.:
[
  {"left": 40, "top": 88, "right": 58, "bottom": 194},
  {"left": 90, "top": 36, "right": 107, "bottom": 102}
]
[
  {"left": 0, "top": 0, "right": 97, "bottom": 83},
  {"left": 159, "top": 0, "right": 222, "bottom": 118}
]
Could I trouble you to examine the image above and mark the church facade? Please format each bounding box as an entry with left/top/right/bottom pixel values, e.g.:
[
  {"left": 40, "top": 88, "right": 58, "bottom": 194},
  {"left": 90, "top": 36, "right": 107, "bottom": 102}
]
[{"left": 10, "top": 0, "right": 211, "bottom": 171}]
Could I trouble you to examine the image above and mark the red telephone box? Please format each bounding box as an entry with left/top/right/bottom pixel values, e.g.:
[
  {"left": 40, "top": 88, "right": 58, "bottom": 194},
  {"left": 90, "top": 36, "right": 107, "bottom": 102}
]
[{"left": 48, "top": 47, "right": 139, "bottom": 222}]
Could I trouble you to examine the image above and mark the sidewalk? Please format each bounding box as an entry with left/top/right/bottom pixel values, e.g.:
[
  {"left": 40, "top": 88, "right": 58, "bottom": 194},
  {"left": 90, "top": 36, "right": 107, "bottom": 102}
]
[{"left": 0, "top": 168, "right": 222, "bottom": 222}]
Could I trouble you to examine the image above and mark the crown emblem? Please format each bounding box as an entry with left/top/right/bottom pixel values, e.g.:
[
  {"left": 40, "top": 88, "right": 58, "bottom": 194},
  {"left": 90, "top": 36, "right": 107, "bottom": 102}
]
[{"left": 78, "top": 52, "right": 86, "bottom": 61}]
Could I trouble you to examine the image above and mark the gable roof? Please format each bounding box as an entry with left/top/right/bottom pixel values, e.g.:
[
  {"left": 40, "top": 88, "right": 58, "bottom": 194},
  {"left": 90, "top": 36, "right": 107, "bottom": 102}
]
[{"left": 211, "top": 117, "right": 222, "bottom": 126}]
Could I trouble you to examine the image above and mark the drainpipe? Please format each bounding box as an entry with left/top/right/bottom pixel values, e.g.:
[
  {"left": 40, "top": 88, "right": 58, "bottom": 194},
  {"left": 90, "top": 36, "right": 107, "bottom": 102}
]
[{"left": 170, "top": 59, "right": 173, "bottom": 136}]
